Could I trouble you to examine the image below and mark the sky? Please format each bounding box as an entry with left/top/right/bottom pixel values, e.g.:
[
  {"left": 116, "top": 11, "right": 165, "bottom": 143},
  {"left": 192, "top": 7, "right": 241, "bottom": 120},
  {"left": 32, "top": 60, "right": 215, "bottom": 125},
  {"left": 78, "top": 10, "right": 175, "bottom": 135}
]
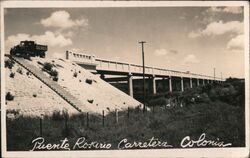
[{"left": 4, "top": 6, "right": 245, "bottom": 78}]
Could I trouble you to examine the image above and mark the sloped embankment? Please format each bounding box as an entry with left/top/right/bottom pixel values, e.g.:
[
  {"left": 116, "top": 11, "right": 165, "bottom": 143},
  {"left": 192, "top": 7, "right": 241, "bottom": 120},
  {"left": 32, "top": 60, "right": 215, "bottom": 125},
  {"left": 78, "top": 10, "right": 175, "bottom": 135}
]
[
  {"left": 29, "top": 57, "right": 141, "bottom": 114},
  {"left": 5, "top": 57, "right": 79, "bottom": 117},
  {"left": 5, "top": 56, "right": 141, "bottom": 117}
]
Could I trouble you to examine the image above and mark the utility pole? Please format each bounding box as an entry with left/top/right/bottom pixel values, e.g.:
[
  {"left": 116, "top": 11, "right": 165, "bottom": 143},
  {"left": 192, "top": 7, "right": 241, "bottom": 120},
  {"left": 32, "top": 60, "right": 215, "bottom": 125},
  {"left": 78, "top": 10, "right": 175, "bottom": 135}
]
[{"left": 139, "top": 41, "right": 146, "bottom": 113}]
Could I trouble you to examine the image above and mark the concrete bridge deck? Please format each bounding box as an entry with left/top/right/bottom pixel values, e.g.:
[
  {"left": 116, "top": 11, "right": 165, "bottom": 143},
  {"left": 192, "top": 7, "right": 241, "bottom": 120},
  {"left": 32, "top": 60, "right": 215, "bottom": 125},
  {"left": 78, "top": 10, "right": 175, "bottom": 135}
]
[
  {"left": 66, "top": 50, "right": 223, "bottom": 96},
  {"left": 95, "top": 58, "right": 220, "bottom": 80}
]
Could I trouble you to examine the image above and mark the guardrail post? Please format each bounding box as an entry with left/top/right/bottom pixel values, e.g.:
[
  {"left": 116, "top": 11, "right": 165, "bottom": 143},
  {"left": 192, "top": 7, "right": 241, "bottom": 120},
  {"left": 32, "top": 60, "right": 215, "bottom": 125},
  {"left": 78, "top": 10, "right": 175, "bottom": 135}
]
[
  {"left": 128, "top": 64, "right": 131, "bottom": 74},
  {"left": 99, "top": 61, "right": 102, "bottom": 68}
]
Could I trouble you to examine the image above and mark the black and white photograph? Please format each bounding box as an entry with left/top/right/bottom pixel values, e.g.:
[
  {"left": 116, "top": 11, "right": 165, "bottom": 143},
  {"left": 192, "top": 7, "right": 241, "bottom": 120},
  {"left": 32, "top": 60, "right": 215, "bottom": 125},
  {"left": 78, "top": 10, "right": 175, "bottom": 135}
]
[{"left": 1, "top": 1, "right": 249, "bottom": 157}]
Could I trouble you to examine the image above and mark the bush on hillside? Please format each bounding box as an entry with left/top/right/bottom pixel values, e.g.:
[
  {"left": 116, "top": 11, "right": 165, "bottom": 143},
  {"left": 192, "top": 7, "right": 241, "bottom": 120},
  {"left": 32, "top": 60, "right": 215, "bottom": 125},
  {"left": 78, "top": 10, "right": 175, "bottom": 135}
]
[
  {"left": 85, "top": 79, "right": 93, "bottom": 84},
  {"left": 5, "top": 59, "right": 14, "bottom": 69},
  {"left": 9, "top": 72, "right": 15, "bottom": 78},
  {"left": 16, "top": 67, "right": 23, "bottom": 74},
  {"left": 87, "top": 99, "right": 94, "bottom": 104},
  {"left": 6, "top": 92, "right": 14, "bottom": 101},
  {"left": 43, "top": 62, "right": 53, "bottom": 72},
  {"left": 52, "top": 110, "right": 64, "bottom": 121},
  {"left": 148, "top": 97, "right": 167, "bottom": 106},
  {"left": 50, "top": 69, "right": 58, "bottom": 77},
  {"left": 73, "top": 72, "right": 78, "bottom": 78},
  {"left": 53, "top": 77, "right": 58, "bottom": 82}
]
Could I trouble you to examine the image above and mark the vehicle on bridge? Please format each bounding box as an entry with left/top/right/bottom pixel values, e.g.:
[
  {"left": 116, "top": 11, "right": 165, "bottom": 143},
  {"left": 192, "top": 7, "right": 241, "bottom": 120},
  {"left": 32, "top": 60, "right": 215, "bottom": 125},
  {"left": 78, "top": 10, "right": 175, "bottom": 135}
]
[{"left": 10, "top": 40, "right": 48, "bottom": 58}]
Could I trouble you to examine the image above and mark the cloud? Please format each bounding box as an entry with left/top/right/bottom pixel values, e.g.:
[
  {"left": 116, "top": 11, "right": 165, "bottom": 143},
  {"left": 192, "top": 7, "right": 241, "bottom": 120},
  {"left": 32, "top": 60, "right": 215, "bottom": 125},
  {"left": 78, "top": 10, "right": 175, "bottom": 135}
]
[
  {"left": 202, "top": 21, "right": 243, "bottom": 36},
  {"left": 179, "top": 16, "right": 186, "bottom": 20},
  {"left": 5, "top": 31, "right": 72, "bottom": 52},
  {"left": 183, "top": 54, "right": 199, "bottom": 64},
  {"left": 52, "top": 52, "right": 65, "bottom": 59},
  {"left": 154, "top": 49, "right": 168, "bottom": 56},
  {"left": 33, "top": 31, "right": 72, "bottom": 47},
  {"left": 41, "top": 10, "right": 88, "bottom": 29},
  {"left": 169, "top": 49, "right": 178, "bottom": 54},
  {"left": 154, "top": 49, "right": 178, "bottom": 56},
  {"left": 189, "top": 20, "right": 243, "bottom": 38},
  {"left": 207, "top": 6, "right": 243, "bottom": 14},
  {"left": 227, "top": 34, "right": 244, "bottom": 51},
  {"left": 188, "top": 31, "right": 202, "bottom": 38},
  {"left": 5, "top": 34, "right": 30, "bottom": 52}
]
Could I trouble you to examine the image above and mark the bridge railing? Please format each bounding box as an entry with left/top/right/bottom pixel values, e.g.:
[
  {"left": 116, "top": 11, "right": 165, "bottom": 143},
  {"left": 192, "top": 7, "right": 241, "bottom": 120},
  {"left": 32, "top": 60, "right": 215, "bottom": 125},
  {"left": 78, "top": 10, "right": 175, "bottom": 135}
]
[{"left": 95, "top": 58, "right": 221, "bottom": 80}]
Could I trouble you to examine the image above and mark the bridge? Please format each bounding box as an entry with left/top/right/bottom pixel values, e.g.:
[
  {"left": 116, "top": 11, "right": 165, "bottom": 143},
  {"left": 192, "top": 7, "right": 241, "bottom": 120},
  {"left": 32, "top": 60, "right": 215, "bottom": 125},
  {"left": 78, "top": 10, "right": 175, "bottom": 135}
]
[{"left": 66, "top": 50, "right": 223, "bottom": 97}]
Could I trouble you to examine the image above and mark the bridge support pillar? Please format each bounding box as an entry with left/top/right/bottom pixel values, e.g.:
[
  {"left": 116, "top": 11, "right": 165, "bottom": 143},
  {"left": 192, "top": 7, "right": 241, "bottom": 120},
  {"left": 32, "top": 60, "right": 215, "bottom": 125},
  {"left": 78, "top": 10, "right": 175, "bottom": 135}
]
[
  {"left": 152, "top": 76, "right": 156, "bottom": 94},
  {"left": 128, "top": 74, "right": 133, "bottom": 97},
  {"left": 197, "top": 78, "right": 200, "bottom": 86},
  {"left": 190, "top": 78, "right": 193, "bottom": 88},
  {"left": 181, "top": 77, "right": 184, "bottom": 92},
  {"left": 203, "top": 79, "right": 205, "bottom": 85},
  {"left": 169, "top": 76, "right": 172, "bottom": 92}
]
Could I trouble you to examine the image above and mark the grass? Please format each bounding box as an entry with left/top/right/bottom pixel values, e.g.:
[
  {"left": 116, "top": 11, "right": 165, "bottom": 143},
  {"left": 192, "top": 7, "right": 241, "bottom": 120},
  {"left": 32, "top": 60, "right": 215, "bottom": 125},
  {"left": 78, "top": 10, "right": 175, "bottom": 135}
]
[{"left": 6, "top": 79, "right": 245, "bottom": 150}]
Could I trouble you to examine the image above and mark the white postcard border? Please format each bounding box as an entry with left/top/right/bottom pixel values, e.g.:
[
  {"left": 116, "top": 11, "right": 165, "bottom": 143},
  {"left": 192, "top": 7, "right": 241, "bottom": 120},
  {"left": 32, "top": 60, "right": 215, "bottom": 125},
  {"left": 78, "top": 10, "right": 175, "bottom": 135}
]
[{"left": 1, "top": 1, "right": 249, "bottom": 158}]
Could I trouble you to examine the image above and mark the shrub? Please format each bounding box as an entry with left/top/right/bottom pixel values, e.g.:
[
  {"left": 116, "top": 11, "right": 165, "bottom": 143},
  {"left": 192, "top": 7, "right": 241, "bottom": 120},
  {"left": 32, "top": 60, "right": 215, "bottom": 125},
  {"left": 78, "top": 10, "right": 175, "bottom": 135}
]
[
  {"left": 196, "top": 93, "right": 210, "bottom": 103},
  {"left": 86, "top": 79, "right": 93, "bottom": 84},
  {"left": 43, "top": 62, "right": 53, "bottom": 71},
  {"left": 6, "top": 109, "right": 20, "bottom": 116},
  {"left": 26, "top": 71, "right": 30, "bottom": 76},
  {"left": 52, "top": 110, "right": 64, "bottom": 121},
  {"left": 53, "top": 77, "right": 58, "bottom": 82},
  {"left": 148, "top": 97, "right": 167, "bottom": 106},
  {"left": 52, "top": 110, "right": 69, "bottom": 121},
  {"left": 37, "top": 61, "right": 43, "bottom": 66},
  {"left": 87, "top": 99, "right": 94, "bottom": 104},
  {"left": 50, "top": 69, "right": 58, "bottom": 77},
  {"left": 6, "top": 92, "right": 14, "bottom": 101},
  {"left": 33, "top": 94, "right": 37, "bottom": 97},
  {"left": 9, "top": 72, "right": 15, "bottom": 78},
  {"left": 73, "top": 72, "right": 78, "bottom": 78},
  {"left": 5, "top": 59, "right": 14, "bottom": 69},
  {"left": 62, "top": 109, "right": 69, "bottom": 120},
  {"left": 16, "top": 67, "right": 23, "bottom": 74}
]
